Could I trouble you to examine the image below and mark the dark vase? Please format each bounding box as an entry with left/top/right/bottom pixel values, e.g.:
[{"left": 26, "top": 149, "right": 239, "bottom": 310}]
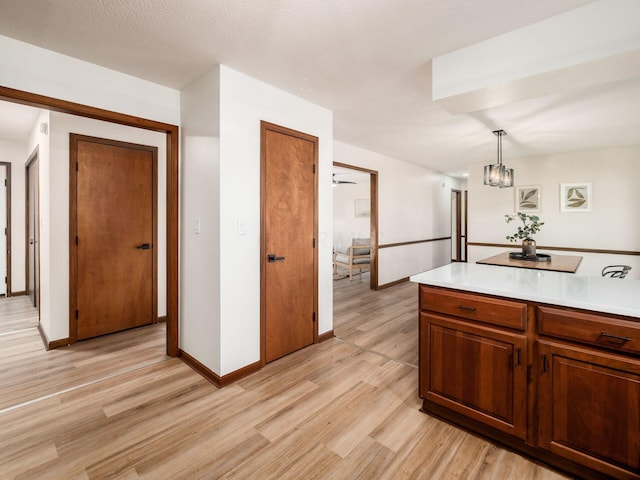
[{"left": 522, "top": 238, "right": 536, "bottom": 258}]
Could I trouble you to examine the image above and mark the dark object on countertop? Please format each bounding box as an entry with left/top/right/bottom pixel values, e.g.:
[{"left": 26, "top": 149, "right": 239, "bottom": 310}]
[
  {"left": 508, "top": 252, "right": 551, "bottom": 262},
  {"left": 601, "top": 265, "right": 631, "bottom": 278}
]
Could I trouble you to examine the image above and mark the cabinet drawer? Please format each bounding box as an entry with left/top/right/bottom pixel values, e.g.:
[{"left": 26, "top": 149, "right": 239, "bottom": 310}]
[
  {"left": 420, "top": 285, "right": 527, "bottom": 330},
  {"left": 538, "top": 306, "right": 640, "bottom": 355}
]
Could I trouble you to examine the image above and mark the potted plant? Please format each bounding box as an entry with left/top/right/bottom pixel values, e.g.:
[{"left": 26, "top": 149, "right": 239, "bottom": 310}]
[{"left": 505, "top": 212, "right": 544, "bottom": 258}]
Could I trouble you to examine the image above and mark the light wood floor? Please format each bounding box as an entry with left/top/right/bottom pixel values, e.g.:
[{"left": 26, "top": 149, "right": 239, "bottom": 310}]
[
  {"left": 0, "top": 295, "right": 39, "bottom": 334},
  {"left": 0, "top": 282, "right": 568, "bottom": 479}
]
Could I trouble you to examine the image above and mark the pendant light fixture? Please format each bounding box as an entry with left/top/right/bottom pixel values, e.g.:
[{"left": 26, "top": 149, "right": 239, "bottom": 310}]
[{"left": 483, "top": 129, "right": 513, "bottom": 188}]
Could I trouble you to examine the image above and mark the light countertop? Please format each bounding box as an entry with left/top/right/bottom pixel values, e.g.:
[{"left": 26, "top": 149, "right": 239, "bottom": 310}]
[{"left": 410, "top": 263, "right": 640, "bottom": 319}]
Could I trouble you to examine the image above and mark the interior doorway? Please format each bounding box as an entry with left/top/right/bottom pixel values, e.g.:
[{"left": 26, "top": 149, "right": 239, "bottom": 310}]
[
  {"left": 0, "top": 162, "right": 9, "bottom": 296},
  {"left": 451, "top": 189, "right": 467, "bottom": 262},
  {"left": 0, "top": 86, "right": 179, "bottom": 357},
  {"left": 332, "top": 162, "right": 378, "bottom": 289},
  {"left": 26, "top": 149, "right": 39, "bottom": 309}
]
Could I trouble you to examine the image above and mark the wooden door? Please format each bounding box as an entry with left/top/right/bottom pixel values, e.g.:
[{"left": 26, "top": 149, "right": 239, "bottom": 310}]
[
  {"left": 451, "top": 190, "right": 462, "bottom": 262},
  {"left": 421, "top": 313, "right": 528, "bottom": 439},
  {"left": 0, "top": 164, "right": 7, "bottom": 296},
  {"left": 538, "top": 340, "right": 640, "bottom": 477},
  {"left": 26, "top": 152, "right": 39, "bottom": 308},
  {"left": 261, "top": 122, "right": 318, "bottom": 363},
  {"left": 70, "top": 135, "right": 157, "bottom": 341}
]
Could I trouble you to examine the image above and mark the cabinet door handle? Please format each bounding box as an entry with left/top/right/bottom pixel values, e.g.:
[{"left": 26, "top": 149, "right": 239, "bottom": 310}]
[
  {"left": 516, "top": 348, "right": 521, "bottom": 366},
  {"left": 458, "top": 305, "right": 476, "bottom": 312},
  {"left": 600, "top": 332, "right": 631, "bottom": 345},
  {"left": 541, "top": 354, "right": 547, "bottom": 373}
]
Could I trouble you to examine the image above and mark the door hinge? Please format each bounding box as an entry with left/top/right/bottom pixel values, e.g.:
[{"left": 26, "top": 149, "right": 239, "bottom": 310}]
[
  {"left": 76, "top": 236, "right": 78, "bottom": 245},
  {"left": 312, "top": 164, "right": 316, "bottom": 174},
  {"left": 312, "top": 312, "right": 316, "bottom": 323},
  {"left": 312, "top": 238, "right": 316, "bottom": 248},
  {"left": 76, "top": 162, "right": 78, "bottom": 172},
  {"left": 75, "top": 310, "right": 79, "bottom": 319}
]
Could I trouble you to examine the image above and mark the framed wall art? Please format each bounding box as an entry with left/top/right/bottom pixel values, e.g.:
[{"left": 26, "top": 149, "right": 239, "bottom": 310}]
[
  {"left": 515, "top": 185, "right": 541, "bottom": 213},
  {"left": 354, "top": 198, "right": 370, "bottom": 217},
  {"left": 560, "top": 182, "right": 591, "bottom": 212}
]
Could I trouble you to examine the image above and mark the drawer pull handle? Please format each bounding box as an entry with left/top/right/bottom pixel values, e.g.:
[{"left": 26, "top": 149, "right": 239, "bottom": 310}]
[
  {"left": 600, "top": 332, "right": 631, "bottom": 344},
  {"left": 458, "top": 305, "right": 476, "bottom": 312}
]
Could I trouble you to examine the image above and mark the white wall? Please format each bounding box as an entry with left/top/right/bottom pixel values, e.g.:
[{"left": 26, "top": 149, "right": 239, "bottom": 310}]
[
  {"left": 333, "top": 179, "right": 370, "bottom": 254},
  {"left": 0, "top": 139, "right": 28, "bottom": 292},
  {"left": 180, "top": 67, "right": 221, "bottom": 374},
  {"left": 468, "top": 145, "right": 640, "bottom": 279},
  {"left": 179, "top": 65, "right": 333, "bottom": 377},
  {"left": 0, "top": 35, "right": 179, "bottom": 125},
  {"left": 333, "top": 141, "right": 462, "bottom": 285}
]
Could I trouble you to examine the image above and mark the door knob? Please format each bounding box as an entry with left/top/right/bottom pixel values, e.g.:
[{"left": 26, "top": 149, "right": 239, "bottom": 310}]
[
  {"left": 268, "top": 254, "right": 285, "bottom": 262},
  {"left": 136, "top": 243, "right": 151, "bottom": 250}
]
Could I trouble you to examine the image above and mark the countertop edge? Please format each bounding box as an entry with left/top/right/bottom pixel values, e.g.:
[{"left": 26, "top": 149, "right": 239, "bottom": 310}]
[{"left": 410, "top": 264, "right": 640, "bottom": 319}]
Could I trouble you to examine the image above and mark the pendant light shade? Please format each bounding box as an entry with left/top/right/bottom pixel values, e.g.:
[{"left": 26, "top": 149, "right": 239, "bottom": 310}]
[{"left": 483, "top": 130, "right": 513, "bottom": 188}]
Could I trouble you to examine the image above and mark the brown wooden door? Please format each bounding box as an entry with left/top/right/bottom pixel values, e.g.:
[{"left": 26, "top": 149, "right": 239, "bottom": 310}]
[
  {"left": 538, "top": 340, "right": 640, "bottom": 476},
  {"left": 26, "top": 153, "right": 39, "bottom": 309},
  {"left": 421, "top": 313, "right": 528, "bottom": 439},
  {"left": 261, "top": 122, "right": 318, "bottom": 363},
  {"left": 71, "top": 135, "right": 157, "bottom": 341},
  {"left": 0, "top": 164, "right": 7, "bottom": 296}
]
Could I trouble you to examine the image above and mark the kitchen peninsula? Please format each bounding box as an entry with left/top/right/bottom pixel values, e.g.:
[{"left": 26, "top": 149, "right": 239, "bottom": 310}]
[{"left": 410, "top": 263, "right": 640, "bottom": 480}]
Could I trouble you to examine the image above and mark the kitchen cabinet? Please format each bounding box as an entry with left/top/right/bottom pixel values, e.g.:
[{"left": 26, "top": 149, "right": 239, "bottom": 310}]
[
  {"left": 419, "top": 285, "right": 528, "bottom": 439},
  {"left": 417, "top": 282, "right": 640, "bottom": 480},
  {"left": 420, "top": 312, "right": 527, "bottom": 439},
  {"left": 538, "top": 340, "right": 640, "bottom": 478}
]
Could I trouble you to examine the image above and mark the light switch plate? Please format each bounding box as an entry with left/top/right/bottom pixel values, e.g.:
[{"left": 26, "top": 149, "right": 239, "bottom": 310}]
[
  {"left": 195, "top": 218, "right": 201, "bottom": 234},
  {"left": 238, "top": 218, "right": 247, "bottom": 235}
]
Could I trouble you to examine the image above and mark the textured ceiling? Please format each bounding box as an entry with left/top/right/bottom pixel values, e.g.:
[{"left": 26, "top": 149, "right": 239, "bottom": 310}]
[{"left": 2, "top": 0, "right": 638, "bottom": 176}]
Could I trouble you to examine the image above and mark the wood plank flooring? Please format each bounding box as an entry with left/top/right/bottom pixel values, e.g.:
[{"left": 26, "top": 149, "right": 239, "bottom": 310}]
[
  {"left": 0, "top": 295, "right": 39, "bottom": 334},
  {"left": 0, "top": 280, "right": 568, "bottom": 479}
]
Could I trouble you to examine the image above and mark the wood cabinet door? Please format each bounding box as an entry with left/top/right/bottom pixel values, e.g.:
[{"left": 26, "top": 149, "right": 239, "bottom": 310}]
[
  {"left": 420, "top": 313, "right": 528, "bottom": 439},
  {"left": 538, "top": 340, "right": 640, "bottom": 478}
]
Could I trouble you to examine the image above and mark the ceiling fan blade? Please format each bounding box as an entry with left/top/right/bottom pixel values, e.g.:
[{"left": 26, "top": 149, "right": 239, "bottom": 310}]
[{"left": 332, "top": 174, "right": 356, "bottom": 185}]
